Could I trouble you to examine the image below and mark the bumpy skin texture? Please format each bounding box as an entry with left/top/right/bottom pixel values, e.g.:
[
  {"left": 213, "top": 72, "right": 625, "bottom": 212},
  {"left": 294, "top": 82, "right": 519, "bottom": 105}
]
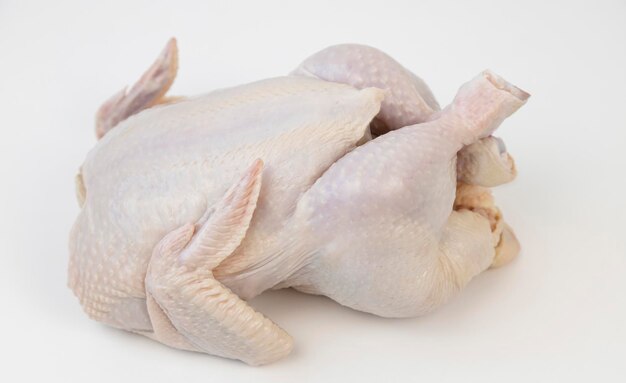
[
  {"left": 69, "top": 40, "right": 528, "bottom": 365},
  {"left": 292, "top": 44, "right": 440, "bottom": 135}
]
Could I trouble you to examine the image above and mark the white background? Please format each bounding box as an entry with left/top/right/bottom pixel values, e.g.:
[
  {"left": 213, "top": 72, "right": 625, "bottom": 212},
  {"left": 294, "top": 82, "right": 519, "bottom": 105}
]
[{"left": 1, "top": 0, "right": 625, "bottom": 381}]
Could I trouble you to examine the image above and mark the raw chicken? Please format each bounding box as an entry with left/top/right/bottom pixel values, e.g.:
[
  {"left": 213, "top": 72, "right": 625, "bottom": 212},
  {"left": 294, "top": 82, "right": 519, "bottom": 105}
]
[{"left": 69, "top": 39, "right": 528, "bottom": 365}]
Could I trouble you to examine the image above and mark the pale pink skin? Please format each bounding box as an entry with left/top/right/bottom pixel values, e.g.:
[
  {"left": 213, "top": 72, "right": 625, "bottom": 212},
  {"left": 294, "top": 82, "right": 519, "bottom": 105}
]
[{"left": 69, "top": 40, "right": 528, "bottom": 365}]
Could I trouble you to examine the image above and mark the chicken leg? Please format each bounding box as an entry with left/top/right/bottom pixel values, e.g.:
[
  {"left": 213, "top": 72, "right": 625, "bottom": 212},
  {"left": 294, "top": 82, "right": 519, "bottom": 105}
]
[
  {"left": 291, "top": 44, "right": 522, "bottom": 269},
  {"left": 292, "top": 43, "right": 439, "bottom": 135},
  {"left": 290, "top": 70, "right": 528, "bottom": 317}
]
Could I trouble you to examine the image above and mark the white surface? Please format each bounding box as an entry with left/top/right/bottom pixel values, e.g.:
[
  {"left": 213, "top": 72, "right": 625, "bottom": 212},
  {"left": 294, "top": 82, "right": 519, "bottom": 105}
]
[{"left": 1, "top": 0, "right": 625, "bottom": 381}]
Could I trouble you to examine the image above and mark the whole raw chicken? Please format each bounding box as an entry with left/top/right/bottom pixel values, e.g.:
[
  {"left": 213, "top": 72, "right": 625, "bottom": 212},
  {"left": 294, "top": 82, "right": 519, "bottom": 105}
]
[{"left": 69, "top": 39, "right": 528, "bottom": 365}]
